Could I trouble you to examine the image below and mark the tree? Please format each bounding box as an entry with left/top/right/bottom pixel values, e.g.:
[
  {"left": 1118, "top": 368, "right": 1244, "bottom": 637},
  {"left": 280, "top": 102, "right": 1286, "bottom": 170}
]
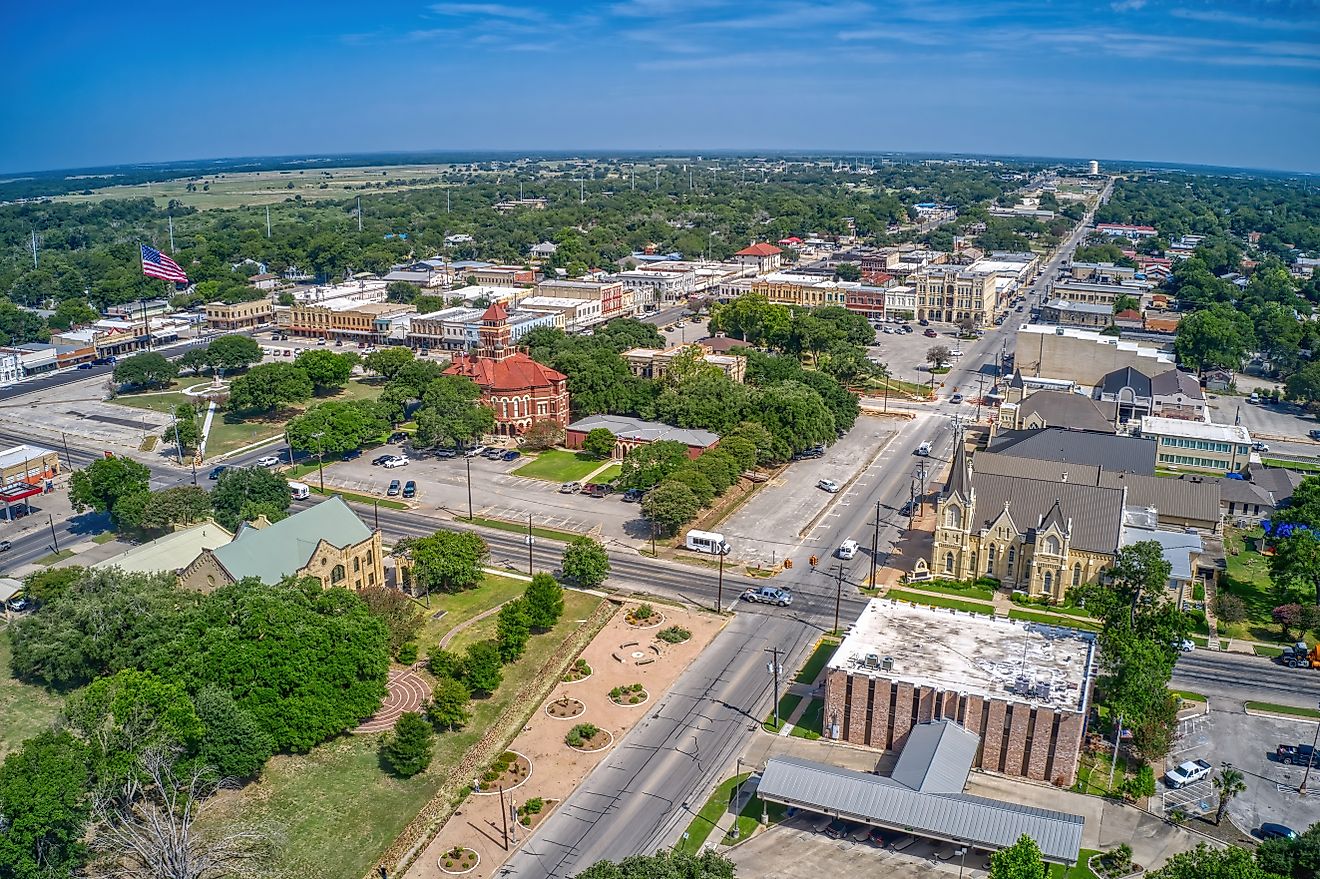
[
  {"left": 1286, "top": 363, "right": 1320, "bottom": 407},
  {"left": 576, "top": 850, "right": 736, "bottom": 879},
  {"left": 0, "top": 730, "right": 93, "bottom": 879},
  {"left": 1174, "top": 303, "right": 1255, "bottom": 372},
  {"left": 89, "top": 748, "right": 273, "bottom": 879},
  {"left": 210, "top": 467, "right": 290, "bottom": 531},
  {"left": 988, "top": 834, "right": 1046, "bottom": 879},
  {"left": 926, "top": 345, "right": 952, "bottom": 370},
  {"left": 179, "top": 347, "right": 212, "bottom": 375},
  {"left": 168, "top": 403, "right": 201, "bottom": 451},
  {"left": 1112, "top": 293, "right": 1140, "bottom": 314},
  {"left": 403, "top": 531, "right": 489, "bottom": 594},
  {"left": 286, "top": 399, "right": 390, "bottom": 457},
  {"left": 380, "top": 712, "right": 434, "bottom": 777},
  {"left": 834, "top": 262, "right": 861, "bottom": 282},
  {"left": 429, "top": 676, "right": 470, "bottom": 731},
  {"left": 294, "top": 349, "right": 357, "bottom": 393},
  {"left": 619, "top": 440, "right": 691, "bottom": 490},
  {"left": 1277, "top": 476, "right": 1320, "bottom": 530},
  {"left": 358, "top": 586, "right": 423, "bottom": 658},
  {"left": 641, "top": 480, "right": 702, "bottom": 536},
  {"left": 363, "top": 346, "right": 415, "bottom": 379},
  {"left": 69, "top": 455, "right": 151, "bottom": 516},
  {"left": 114, "top": 485, "right": 211, "bottom": 533},
  {"left": 226, "top": 362, "right": 313, "bottom": 412},
  {"left": 1270, "top": 531, "right": 1320, "bottom": 606},
  {"left": 463, "top": 640, "right": 504, "bottom": 696},
  {"left": 193, "top": 686, "right": 275, "bottom": 780},
  {"left": 21, "top": 565, "right": 84, "bottom": 606},
  {"left": 1214, "top": 592, "right": 1248, "bottom": 624},
  {"left": 582, "top": 427, "right": 617, "bottom": 459},
  {"left": 522, "top": 419, "right": 565, "bottom": 451},
  {"left": 413, "top": 375, "right": 495, "bottom": 449},
  {"left": 669, "top": 467, "right": 715, "bottom": 507},
  {"left": 524, "top": 572, "right": 565, "bottom": 631},
  {"left": 751, "top": 381, "right": 836, "bottom": 458},
  {"left": 113, "top": 352, "right": 178, "bottom": 389},
  {"left": 427, "top": 647, "right": 465, "bottom": 680},
  {"left": 1257, "top": 822, "right": 1320, "bottom": 879},
  {"left": 1149, "top": 843, "right": 1281, "bottom": 879},
  {"left": 496, "top": 598, "right": 531, "bottom": 662},
  {"left": 562, "top": 536, "right": 611, "bottom": 588},
  {"left": 48, "top": 297, "right": 98, "bottom": 331},
  {"left": 205, "top": 334, "right": 263, "bottom": 372},
  {"left": 1213, "top": 766, "right": 1246, "bottom": 825}
]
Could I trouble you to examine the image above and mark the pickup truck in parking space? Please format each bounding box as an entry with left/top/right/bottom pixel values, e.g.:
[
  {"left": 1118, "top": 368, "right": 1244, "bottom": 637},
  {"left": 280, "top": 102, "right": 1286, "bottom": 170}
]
[
  {"left": 1164, "top": 759, "right": 1212, "bottom": 788},
  {"left": 1277, "top": 744, "right": 1320, "bottom": 766}
]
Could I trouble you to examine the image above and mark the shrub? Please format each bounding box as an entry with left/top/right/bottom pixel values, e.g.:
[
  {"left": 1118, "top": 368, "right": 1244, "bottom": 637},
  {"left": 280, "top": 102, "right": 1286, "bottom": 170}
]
[
  {"left": 657, "top": 625, "right": 691, "bottom": 644},
  {"left": 1192, "top": 583, "right": 1205, "bottom": 602},
  {"left": 562, "top": 658, "right": 591, "bottom": 681},
  {"left": 1214, "top": 592, "right": 1247, "bottom": 624},
  {"left": 565, "top": 722, "right": 600, "bottom": 748},
  {"left": 519, "top": 797, "right": 545, "bottom": 816},
  {"left": 396, "top": 642, "right": 418, "bottom": 665},
  {"left": 1122, "top": 765, "right": 1155, "bottom": 799},
  {"left": 634, "top": 603, "right": 654, "bottom": 620}
]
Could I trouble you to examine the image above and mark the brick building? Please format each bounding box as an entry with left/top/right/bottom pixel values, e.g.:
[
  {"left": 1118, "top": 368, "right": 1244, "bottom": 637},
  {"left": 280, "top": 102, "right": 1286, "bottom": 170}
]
[{"left": 821, "top": 599, "right": 1095, "bottom": 786}]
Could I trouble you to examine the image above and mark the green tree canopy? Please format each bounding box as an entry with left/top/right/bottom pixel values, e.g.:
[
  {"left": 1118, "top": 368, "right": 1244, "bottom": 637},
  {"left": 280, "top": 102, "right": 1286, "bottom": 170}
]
[
  {"left": 68, "top": 455, "right": 151, "bottom": 518},
  {"left": 286, "top": 399, "right": 390, "bottom": 456},
  {"left": 1149, "top": 844, "right": 1282, "bottom": 879},
  {"left": 414, "top": 375, "right": 495, "bottom": 449},
  {"left": 562, "top": 536, "right": 611, "bottom": 588},
  {"left": 496, "top": 597, "right": 531, "bottom": 662},
  {"left": 403, "top": 530, "right": 489, "bottom": 594},
  {"left": 132, "top": 485, "right": 213, "bottom": 533},
  {"left": 210, "top": 466, "right": 291, "bottom": 531},
  {"left": 524, "top": 572, "right": 565, "bottom": 631},
  {"left": 582, "top": 427, "right": 617, "bottom": 458},
  {"left": 641, "top": 480, "right": 702, "bottom": 536},
  {"left": 358, "top": 586, "right": 423, "bottom": 658},
  {"left": 1269, "top": 530, "right": 1320, "bottom": 606},
  {"left": 226, "top": 362, "right": 313, "bottom": 412},
  {"left": 205, "top": 334, "right": 263, "bottom": 372},
  {"left": 112, "top": 351, "right": 178, "bottom": 389},
  {"left": 294, "top": 348, "right": 358, "bottom": 392},
  {"left": 1174, "top": 303, "right": 1256, "bottom": 372},
  {"left": 463, "top": 640, "right": 503, "bottom": 696},
  {"left": 619, "top": 440, "right": 691, "bottom": 490},
  {"left": 988, "top": 834, "right": 1046, "bottom": 879},
  {"left": 429, "top": 676, "right": 471, "bottom": 731},
  {"left": 193, "top": 685, "right": 276, "bottom": 780},
  {"left": 380, "top": 711, "right": 434, "bottom": 777},
  {"left": 0, "top": 730, "right": 93, "bottom": 879},
  {"left": 576, "top": 850, "right": 736, "bottom": 879},
  {"left": 363, "top": 346, "right": 415, "bottom": 379}
]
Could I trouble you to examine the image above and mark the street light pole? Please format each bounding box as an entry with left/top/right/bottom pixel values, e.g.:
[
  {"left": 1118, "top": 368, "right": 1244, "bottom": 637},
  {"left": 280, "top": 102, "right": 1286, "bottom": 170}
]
[
  {"left": 832, "top": 563, "right": 845, "bottom": 636},
  {"left": 312, "top": 431, "right": 325, "bottom": 493},
  {"left": 1300, "top": 704, "right": 1320, "bottom": 794},
  {"left": 59, "top": 431, "right": 73, "bottom": 472},
  {"left": 526, "top": 512, "right": 534, "bottom": 576},
  {"left": 869, "top": 500, "right": 881, "bottom": 590},
  {"left": 765, "top": 646, "right": 782, "bottom": 729},
  {"left": 48, "top": 514, "right": 60, "bottom": 553},
  {"left": 716, "top": 548, "right": 725, "bottom": 613},
  {"left": 465, "top": 456, "right": 474, "bottom": 521}
]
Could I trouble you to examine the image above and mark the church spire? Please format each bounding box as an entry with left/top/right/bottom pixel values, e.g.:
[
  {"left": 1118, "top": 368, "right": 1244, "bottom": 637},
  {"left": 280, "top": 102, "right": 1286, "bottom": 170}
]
[{"left": 945, "top": 435, "right": 971, "bottom": 500}]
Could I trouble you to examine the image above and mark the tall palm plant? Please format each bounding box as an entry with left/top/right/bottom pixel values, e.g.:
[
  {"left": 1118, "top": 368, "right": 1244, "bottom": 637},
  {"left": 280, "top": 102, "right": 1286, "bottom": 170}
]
[{"left": 1214, "top": 766, "right": 1246, "bottom": 826}]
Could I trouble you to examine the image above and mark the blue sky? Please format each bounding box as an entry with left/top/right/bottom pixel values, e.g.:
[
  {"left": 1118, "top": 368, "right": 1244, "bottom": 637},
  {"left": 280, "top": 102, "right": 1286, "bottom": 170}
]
[{"left": 3, "top": 0, "right": 1319, "bottom": 174}]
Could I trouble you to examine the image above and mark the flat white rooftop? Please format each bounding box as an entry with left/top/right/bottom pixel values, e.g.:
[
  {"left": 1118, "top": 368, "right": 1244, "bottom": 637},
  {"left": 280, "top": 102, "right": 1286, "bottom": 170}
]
[
  {"left": 1140, "top": 415, "right": 1249, "bottom": 444},
  {"left": 830, "top": 599, "right": 1094, "bottom": 713}
]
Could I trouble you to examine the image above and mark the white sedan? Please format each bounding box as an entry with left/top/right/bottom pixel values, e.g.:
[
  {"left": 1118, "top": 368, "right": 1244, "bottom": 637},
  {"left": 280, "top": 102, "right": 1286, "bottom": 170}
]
[
  {"left": 255, "top": 455, "right": 281, "bottom": 467},
  {"left": 383, "top": 457, "right": 410, "bottom": 469}
]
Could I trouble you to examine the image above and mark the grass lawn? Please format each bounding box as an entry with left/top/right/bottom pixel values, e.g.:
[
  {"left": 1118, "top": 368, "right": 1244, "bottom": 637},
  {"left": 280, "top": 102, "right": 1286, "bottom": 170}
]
[
  {"left": 511, "top": 449, "right": 605, "bottom": 483},
  {"left": 416, "top": 573, "right": 533, "bottom": 650},
  {"left": 1049, "top": 849, "right": 1103, "bottom": 879},
  {"left": 461, "top": 515, "right": 582, "bottom": 543},
  {"left": 310, "top": 486, "right": 408, "bottom": 511},
  {"left": 1174, "top": 690, "right": 1208, "bottom": 703},
  {"left": 594, "top": 464, "right": 623, "bottom": 484},
  {"left": 36, "top": 549, "right": 75, "bottom": 565},
  {"left": 676, "top": 773, "right": 751, "bottom": 855},
  {"left": 763, "top": 692, "right": 803, "bottom": 733},
  {"left": 887, "top": 588, "right": 994, "bottom": 616},
  {"left": 1263, "top": 458, "right": 1320, "bottom": 472},
  {"left": 1255, "top": 645, "right": 1285, "bottom": 658},
  {"left": 1246, "top": 700, "right": 1320, "bottom": 719},
  {"left": 905, "top": 580, "right": 995, "bottom": 601},
  {"left": 1008, "top": 609, "right": 1102, "bottom": 633},
  {"left": 90, "top": 531, "right": 118, "bottom": 544},
  {"left": 794, "top": 640, "right": 839, "bottom": 685},
  {"left": 863, "top": 375, "right": 934, "bottom": 399},
  {"left": 0, "top": 631, "right": 65, "bottom": 761},
  {"left": 790, "top": 697, "right": 825, "bottom": 739},
  {"left": 198, "top": 591, "right": 602, "bottom": 879},
  {"left": 1219, "top": 527, "right": 1293, "bottom": 643},
  {"left": 724, "top": 790, "right": 786, "bottom": 844}
]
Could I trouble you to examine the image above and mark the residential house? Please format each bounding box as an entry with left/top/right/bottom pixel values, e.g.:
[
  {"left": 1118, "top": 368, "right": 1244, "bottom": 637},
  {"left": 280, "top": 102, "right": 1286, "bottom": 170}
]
[{"left": 734, "top": 242, "right": 784, "bottom": 274}]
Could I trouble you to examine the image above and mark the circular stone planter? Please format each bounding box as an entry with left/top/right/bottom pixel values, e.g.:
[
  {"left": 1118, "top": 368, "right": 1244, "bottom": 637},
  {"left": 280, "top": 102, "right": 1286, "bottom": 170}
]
[
  {"left": 625, "top": 609, "right": 665, "bottom": 630},
  {"left": 562, "top": 659, "right": 593, "bottom": 683},
  {"left": 545, "top": 696, "right": 586, "bottom": 720},
  {"left": 181, "top": 380, "right": 231, "bottom": 398},
  {"left": 438, "top": 848, "right": 480, "bottom": 875},
  {"left": 608, "top": 686, "right": 650, "bottom": 708},
  {"left": 567, "top": 728, "right": 614, "bottom": 754},
  {"left": 472, "top": 751, "right": 532, "bottom": 795}
]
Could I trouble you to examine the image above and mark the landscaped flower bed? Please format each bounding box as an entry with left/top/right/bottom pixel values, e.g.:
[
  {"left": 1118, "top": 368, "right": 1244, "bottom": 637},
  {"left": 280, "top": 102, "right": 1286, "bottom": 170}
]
[
  {"left": 657, "top": 625, "right": 691, "bottom": 644},
  {"left": 609, "top": 683, "right": 649, "bottom": 706},
  {"left": 1089, "top": 845, "right": 1142, "bottom": 879},
  {"left": 546, "top": 695, "right": 586, "bottom": 719},
  {"left": 564, "top": 722, "right": 613, "bottom": 752},
  {"left": 517, "top": 796, "right": 558, "bottom": 830},
  {"left": 475, "top": 750, "right": 532, "bottom": 793},
  {"left": 625, "top": 603, "right": 664, "bottom": 628},
  {"left": 562, "top": 658, "right": 592, "bottom": 682},
  {"left": 439, "top": 846, "right": 480, "bottom": 875}
]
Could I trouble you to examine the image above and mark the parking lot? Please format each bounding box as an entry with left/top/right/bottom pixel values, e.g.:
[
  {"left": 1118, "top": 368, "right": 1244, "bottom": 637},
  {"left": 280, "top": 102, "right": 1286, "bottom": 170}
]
[
  {"left": 1161, "top": 706, "right": 1320, "bottom": 836},
  {"left": 1209, "top": 395, "right": 1320, "bottom": 455}
]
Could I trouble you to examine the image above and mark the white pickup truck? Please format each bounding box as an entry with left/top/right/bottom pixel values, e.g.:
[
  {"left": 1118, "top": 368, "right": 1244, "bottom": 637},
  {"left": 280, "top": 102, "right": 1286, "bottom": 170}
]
[{"left": 1165, "top": 759, "right": 1212, "bottom": 789}]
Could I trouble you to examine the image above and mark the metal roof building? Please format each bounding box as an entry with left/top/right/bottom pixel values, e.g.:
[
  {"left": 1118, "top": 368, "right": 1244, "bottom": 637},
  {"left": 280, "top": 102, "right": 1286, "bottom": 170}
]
[{"left": 757, "top": 754, "right": 1085, "bottom": 865}]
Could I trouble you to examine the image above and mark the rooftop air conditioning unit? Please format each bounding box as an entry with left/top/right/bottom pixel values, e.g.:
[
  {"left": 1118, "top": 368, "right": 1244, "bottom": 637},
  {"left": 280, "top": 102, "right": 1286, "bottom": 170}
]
[{"left": 881, "top": 656, "right": 895, "bottom": 672}]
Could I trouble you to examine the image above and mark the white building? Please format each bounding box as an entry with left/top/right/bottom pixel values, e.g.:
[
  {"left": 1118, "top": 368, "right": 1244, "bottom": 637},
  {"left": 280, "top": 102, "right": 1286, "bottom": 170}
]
[
  {"left": 517, "top": 296, "right": 603, "bottom": 330},
  {"left": 1138, "top": 416, "right": 1252, "bottom": 473}
]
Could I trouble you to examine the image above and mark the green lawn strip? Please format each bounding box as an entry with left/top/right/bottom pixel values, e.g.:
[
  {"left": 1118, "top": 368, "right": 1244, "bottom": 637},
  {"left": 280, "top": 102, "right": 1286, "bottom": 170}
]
[
  {"left": 1008, "top": 609, "right": 1102, "bottom": 632},
  {"left": 461, "top": 515, "right": 582, "bottom": 543},
  {"left": 789, "top": 698, "right": 825, "bottom": 740},
  {"left": 1246, "top": 701, "right": 1320, "bottom": 720},
  {"left": 1173, "top": 691, "right": 1208, "bottom": 703},
  {"left": 904, "top": 580, "right": 995, "bottom": 601},
  {"left": 90, "top": 531, "right": 118, "bottom": 544},
  {"left": 0, "top": 631, "right": 65, "bottom": 761},
  {"left": 1255, "top": 644, "right": 1284, "bottom": 658},
  {"left": 511, "top": 449, "right": 604, "bottom": 482},
  {"left": 196, "top": 591, "right": 602, "bottom": 879},
  {"left": 794, "top": 640, "right": 840, "bottom": 685},
  {"left": 887, "top": 588, "right": 994, "bottom": 616},
  {"left": 311, "top": 486, "right": 408, "bottom": 510},
  {"left": 763, "top": 692, "right": 803, "bottom": 733},
  {"left": 676, "top": 773, "right": 752, "bottom": 855},
  {"left": 723, "top": 789, "right": 787, "bottom": 844},
  {"left": 36, "top": 549, "right": 75, "bottom": 566},
  {"left": 416, "top": 574, "right": 532, "bottom": 648},
  {"left": 594, "top": 464, "right": 623, "bottom": 484},
  {"left": 1190, "top": 635, "right": 1209, "bottom": 648},
  {"left": 1263, "top": 458, "right": 1320, "bottom": 472},
  {"left": 1049, "top": 849, "right": 1103, "bottom": 879},
  {"left": 1221, "top": 528, "right": 1276, "bottom": 626}
]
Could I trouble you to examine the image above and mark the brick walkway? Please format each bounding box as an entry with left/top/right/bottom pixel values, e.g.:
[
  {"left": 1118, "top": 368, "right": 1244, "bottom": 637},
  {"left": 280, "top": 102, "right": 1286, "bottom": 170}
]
[{"left": 355, "top": 666, "right": 430, "bottom": 734}]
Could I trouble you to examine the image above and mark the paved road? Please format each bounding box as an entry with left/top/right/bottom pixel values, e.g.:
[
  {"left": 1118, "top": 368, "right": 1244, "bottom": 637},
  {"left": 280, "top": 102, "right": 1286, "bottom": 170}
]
[
  {"left": 1172, "top": 649, "right": 1320, "bottom": 708},
  {"left": 0, "top": 335, "right": 216, "bottom": 404}
]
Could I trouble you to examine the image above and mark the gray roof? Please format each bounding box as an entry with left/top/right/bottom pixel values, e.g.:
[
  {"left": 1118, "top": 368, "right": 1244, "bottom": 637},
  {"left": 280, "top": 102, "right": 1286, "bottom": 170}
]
[
  {"left": 1099, "top": 366, "right": 1151, "bottom": 398},
  {"left": 965, "top": 471, "right": 1125, "bottom": 555},
  {"left": 1215, "top": 476, "right": 1276, "bottom": 508},
  {"left": 1017, "top": 391, "right": 1115, "bottom": 434},
  {"left": 212, "top": 496, "right": 372, "bottom": 583},
  {"left": 891, "top": 721, "right": 979, "bottom": 793},
  {"left": 988, "top": 428, "right": 1155, "bottom": 476},
  {"left": 1045, "top": 299, "right": 1113, "bottom": 315},
  {"left": 1249, "top": 466, "right": 1304, "bottom": 506},
  {"left": 757, "top": 755, "right": 1085, "bottom": 865},
  {"left": 1150, "top": 369, "right": 1204, "bottom": 400},
  {"left": 566, "top": 414, "right": 720, "bottom": 448},
  {"left": 1120, "top": 525, "right": 1202, "bottom": 580}
]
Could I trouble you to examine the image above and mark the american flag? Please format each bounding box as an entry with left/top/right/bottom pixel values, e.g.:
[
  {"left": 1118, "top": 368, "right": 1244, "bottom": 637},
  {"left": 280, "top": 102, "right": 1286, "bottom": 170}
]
[{"left": 140, "top": 244, "right": 189, "bottom": 283}]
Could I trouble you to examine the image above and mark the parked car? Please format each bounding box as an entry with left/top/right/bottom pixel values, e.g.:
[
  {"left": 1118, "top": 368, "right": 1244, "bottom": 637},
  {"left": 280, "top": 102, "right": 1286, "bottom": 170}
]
[
  {"left": 740, "top": 586, "right": 794, "bottom": 607},
  {"left": 1164, "top": 759, "right": 1212, "bottom": 788},
  {"left": 560, "top": 481, "right": 582, "bottom": 494},
  {"left": 918, "top": 318, "right": 929, "bottom": 326},
  {"left": 899, "top": 500, "right": 914, "bottom": 517},
  {"left": 255, "top": 455, "right": 281, "bottom": 467},
  {"left": 382, "top": 457, "right": 409, "bottom": 469},
  {"left": 435, "top": 448, "right": 458, "bottom": 458},
  {"left": 1277, "top": 744, "right": 1320, "bottom": 766},
  {"left": 371, "top": 454, "right": 393, "bottom": 466},
  {"left": 77, "top": 362, "right": 95, "bottom": 369},
  {"left": 824, "top": 819, "right": 856, "bottom": 840},
  {"left": 949, "top": 393, "right": 964, "bottom": 404},
  {"left": 923, "top": 328, "right": 938, "bottom": 338},
  {"left": 402, "top": 481, "right": 417, "bottom": 499},
  {"left": 482, "top": 447, "right": 505, "bottom": 459},
  {"left": 342, "top": 449, "right": 363, "bottom": 461},
  {"left": 817, "top": 479, "right": 841, "bottom": 493},
  {"left": 317, "top": 338, "right": 327, "bottom": 345},
  {"left": 583, "top": 483, "right": 613, "bottom": 498},
  {"left": 208, "top": 465, "right": 228, "bottom": 480},
  {"left": 387, "top": 480, "right": 402, "bottom": 497},
  {"left": 465, "top": 446, "right": 487, "bottom": 458},
  {"left": 1251, "top": 441, "right": 1270, "bottom": 452},
  {"left": 0, "top": 539, "right": 11, "bottom": 552},
  {"left": 501, "top": 450, "right": 521, "bottom": 461},
  {"left": 6, "top": 595, "right": 29, "bottom": 612},
  {"left": 1260, "top": 823, "right": 1298, "bottom": 841},
  {"left": 622, "top": 488, "right": 645, "bottom": 503},
  {"left": 388, "top": 431, "right": 409, "bottom": 444}
]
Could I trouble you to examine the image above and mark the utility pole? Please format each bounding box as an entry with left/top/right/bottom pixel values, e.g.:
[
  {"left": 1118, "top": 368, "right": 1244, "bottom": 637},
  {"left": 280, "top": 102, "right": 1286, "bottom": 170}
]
[
  {"left": 465, "top": 456, "right": 474, "bottom": 520},
  {"left": 172, "top": 413, "right": 184, "bottom": 465},
  {"left": 975, "top": 373, "right": 988, "bottom": 421},
  {"left": 373, "top": 500, "right": 380, "bottom": 532},
  {"left": 716, "top": 546, "right": 726, "bottom": 612},
  {"left": 831, "top": 563, "right": 845, "bottom": 636},
  {"left": 312, "top": 431, "right": 325, "bottom": 492},
  {"left": 59, "top": 431, "right": 73, "bottom": 472},
  {"left": 266, "top": 205, "right": 272, "bottom": 238},
  {"left": 765, "top": 646, "right": 782, "bottom": 729},
  {"left": 499, "top": 784, "right": 509, "bottom": 851},
  {"left": 1300, "top": 705, "right": 1320, "bottom": 794},
  {"left": 526, "top": 512, "right": 534, "bottom": 576},
  {"left": 869, "top": 500, "right": 882, "bottom": 590},
  {"left": 48, "top": 515, "right": 60, "bottom": 553},
  {"left": 908, "top": 479, "right": 916, "bottom": 529}
]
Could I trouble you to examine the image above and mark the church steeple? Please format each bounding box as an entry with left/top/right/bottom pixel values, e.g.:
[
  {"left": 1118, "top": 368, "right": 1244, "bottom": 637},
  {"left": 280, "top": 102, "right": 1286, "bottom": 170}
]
[
  {"left": 477, "top": 301, "right": 512, "bottom": 361},
  {"left": 945, "top": 435, "right": 971, "bottom": 501}
]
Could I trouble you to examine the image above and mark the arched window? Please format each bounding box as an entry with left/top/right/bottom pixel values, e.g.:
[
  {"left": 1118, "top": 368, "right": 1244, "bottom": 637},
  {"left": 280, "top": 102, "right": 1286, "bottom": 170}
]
[
  {"left": 1072, "top": 563, "right": 1082, "bottom": 587},
  {"left": 1044, "top": 535, "right": 1061, "bottom": 555},
  {"left": 946, "top": 506, "right": 962, "bottom": 529},
  {"left": 331, "top": 564, "right": 346, "bottom": 584},
  {"left": 1043, "top": 570, "right": 1053, "bottom": 594},
  {"left": 944, "top": 552, "right": 955, "bottom": 573},
  {"left": 987, "top": 544, "right": 996, "bottom": 573}
]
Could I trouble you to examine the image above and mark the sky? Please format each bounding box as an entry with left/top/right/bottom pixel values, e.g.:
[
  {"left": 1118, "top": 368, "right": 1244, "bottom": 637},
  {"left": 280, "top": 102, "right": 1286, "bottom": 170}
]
[{"left": 3, "top": 0, "right": 1319, "bottom": 174}]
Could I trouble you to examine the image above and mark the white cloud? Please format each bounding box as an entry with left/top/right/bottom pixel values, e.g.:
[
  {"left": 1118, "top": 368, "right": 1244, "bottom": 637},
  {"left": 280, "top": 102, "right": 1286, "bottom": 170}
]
[
  {"left": 1111, "top": 0, "right": 1148, "bottom": 10},
  {"left": 1170, "top": 7, "right": 1320, "bottom": 30},
  {"left": 429, "top": 3, "right": 546, "bottom": 20}
]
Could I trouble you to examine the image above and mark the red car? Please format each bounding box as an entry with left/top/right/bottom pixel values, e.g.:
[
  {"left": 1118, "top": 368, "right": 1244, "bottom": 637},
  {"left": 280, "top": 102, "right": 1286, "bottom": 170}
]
[{"left": 923, "top": 328, "right": 938, "bottom": 337}]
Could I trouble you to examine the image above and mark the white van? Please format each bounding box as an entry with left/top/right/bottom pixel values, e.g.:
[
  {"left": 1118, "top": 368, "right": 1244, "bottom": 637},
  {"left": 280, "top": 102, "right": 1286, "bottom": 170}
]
[
  {"left": 685, "top": 530, "right": 731, "bottom": 555},
  {"left": 837, "top": 539, "right": 859, "bottom": 560},
  {"left": 288, "top": 481, "right": 310, "bottom": 500}
]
